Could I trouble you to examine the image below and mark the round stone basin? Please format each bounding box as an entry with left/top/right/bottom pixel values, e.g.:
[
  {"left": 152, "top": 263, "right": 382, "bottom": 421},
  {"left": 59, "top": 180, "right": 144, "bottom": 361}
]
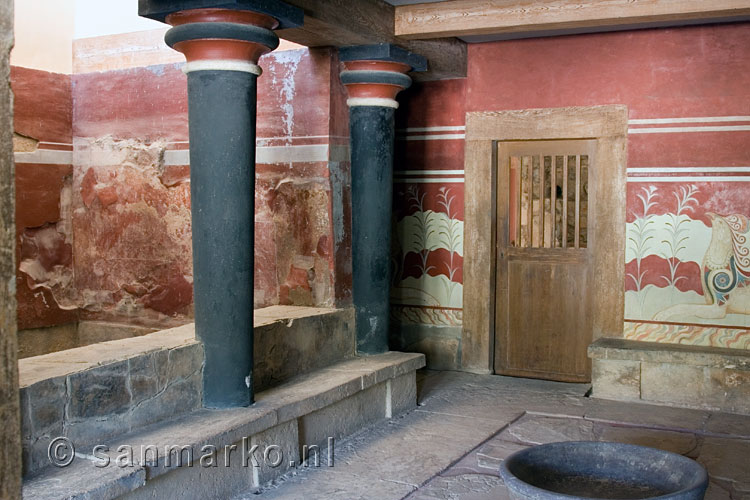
[{"left": 499, "top": 441, "right": 708, "bottom": 500}]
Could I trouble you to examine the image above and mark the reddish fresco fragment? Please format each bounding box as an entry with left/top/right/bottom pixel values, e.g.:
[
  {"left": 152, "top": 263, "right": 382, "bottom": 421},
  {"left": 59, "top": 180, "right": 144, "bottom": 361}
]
[
  {"left": 624, "top": 256, "right": 704, "bottom": 295},
  {"left": 159, "top": 164, "right": 190, "bottom": 187},
  {"left": 141, "top": 272, "right": 193, "bottom": 316},
  {"left": 20, "top": 225, "right": 72, "bottom": 271},
  {"left": 96, "top": 186, "right": 119, "bottom": 208},
  {"left": 11, "top": 66, "right": 72, "bottom": 143},
  {"left": 80, "top": 168, "right": 97, "bottom": 208},
  {"left": 398, "top": 249, "right": 464, "bottom": 285}
]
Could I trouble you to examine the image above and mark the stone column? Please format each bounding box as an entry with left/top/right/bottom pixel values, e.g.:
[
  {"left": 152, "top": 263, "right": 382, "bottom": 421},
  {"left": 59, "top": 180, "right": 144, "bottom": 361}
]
[
  {"left": 339, "top": 45, "right": 426, "bottom": 354},
  {"left": 139, "top": 2, "right": 302, "bottom": 408}
]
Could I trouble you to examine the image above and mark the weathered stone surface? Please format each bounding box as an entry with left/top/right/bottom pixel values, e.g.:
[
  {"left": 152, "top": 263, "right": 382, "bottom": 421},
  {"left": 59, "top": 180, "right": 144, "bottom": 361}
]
[
  {"left": 390, "top": 324, "right": 462, "bottom": 371},
  {"left": 253, "top": 307, "right": 355, "bottom": 393},
  {"left": 419, "top": 376, "right": 578, "bottom": 423},
  {"left": 641, "top": 362, "right": 705, "bottom": 407},
  {"left": 299, "top": 382, "right": 386, "bottom": 450},
  {"left": 390, "top": 372, "right": 417, "bottom": 418},
  {"left": 705, "top": 367, "right": 750, "bottom": 415},
  {"left": 475, "top": 439, "right": 528, "bottom": 471},
  {"left": 229, "top": 371, "right": 750, "bottom": 500},
  {"left": 584, "top": 396, "right": 710, "bottom": 432},
  {"left": 68, "top": 360, "right": 130, "bottom": 419},
  {"left": 502, "top": 415, "right": 596, "bottom": 445},
  {"left": 595, "top": 424, "right": 699, "bottom": 456},
  {"left": 325, "top": 351, "right": 426, "bottom": 390},
  {"left": 591, "top": 358, "right": 641, "bottom": 401},
  {"left": 704, "top": 412, "right": 750, "bottom": 439},
  {"left": 77, "top": 321, "right": 156, "bottom": 346},
  {"left": 22, "top": 457, "right": 146, "bottom": 500},
  {"left": 328, "top": 409, "right": 504, "bottom": 487},
  {"left": 0, "top": 0, "right": 21, "bottom": 495},
  {"left": 18, "top": 323, "right": 196, "bottom": 387},
  {"left": 697, "top": 437, "right": 750, "bottom": 486},
  {"left": 20, "top": 376, "right": 66, "bottom": 473},
  {"left": 253, "top": 469, "right": 416, "bottom": 500},
  {"left": 405, "top": 473, "right": 509, "bottom": 500},
  {"left": 17, "top": 323, "right": 79, "bottom": 359},
  {"left": 250, "top": 419, "right": 300, "bottom": 486},
  {"left": 261, "top": 367, "right": 363, "bottom": 424},
  {"left": 589, "top": 338, "right": 750, "bottom": 370},
  {"left": 128, "top": 369, "right": 202, "bottom": 431}
]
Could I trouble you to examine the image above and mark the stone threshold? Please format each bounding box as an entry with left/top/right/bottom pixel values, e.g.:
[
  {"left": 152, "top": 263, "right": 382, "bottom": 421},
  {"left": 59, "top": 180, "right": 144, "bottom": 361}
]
[{"left": 23, "top": 351, "right": 426, "bottom": 500}]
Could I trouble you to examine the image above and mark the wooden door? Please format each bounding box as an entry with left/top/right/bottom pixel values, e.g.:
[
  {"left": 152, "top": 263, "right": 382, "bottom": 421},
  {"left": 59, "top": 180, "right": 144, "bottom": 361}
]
[{"left": 495, "top": 140, "right": 597, "bottom": 382}]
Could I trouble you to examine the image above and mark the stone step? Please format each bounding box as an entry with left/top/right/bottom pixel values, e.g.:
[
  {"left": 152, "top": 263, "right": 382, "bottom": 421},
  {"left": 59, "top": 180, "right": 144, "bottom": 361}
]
[
  {"left": 22, "top": 351, "right": 425, "bottom": 500},
  {"left": 20, "top": 306, "right": 355, "bottom": 476}
]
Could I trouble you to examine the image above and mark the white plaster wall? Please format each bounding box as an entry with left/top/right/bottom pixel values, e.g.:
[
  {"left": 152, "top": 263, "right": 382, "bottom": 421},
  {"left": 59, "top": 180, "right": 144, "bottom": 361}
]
[
  {"left": 73, "top": 0, "right": 163, "bottom": 39},
  {"left": 11, "top": 0, "right": 75, "bottom": 73}
]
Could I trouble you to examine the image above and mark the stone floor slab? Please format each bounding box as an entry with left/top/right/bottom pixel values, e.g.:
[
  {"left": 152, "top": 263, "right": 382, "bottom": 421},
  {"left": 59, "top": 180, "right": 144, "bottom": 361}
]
[
  {"left": 227, "top": 370, "right": 750, "bottom": 500},
  {"left": 405, "top": 474, "right": 510, "bottom": 500}
]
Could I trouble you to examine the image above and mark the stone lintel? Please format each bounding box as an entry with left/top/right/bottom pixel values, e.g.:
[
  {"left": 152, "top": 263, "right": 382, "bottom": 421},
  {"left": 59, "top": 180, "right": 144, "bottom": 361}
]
[
  {"left": 339, "top": 43, "right": 427, "bottom": 72},
  {"left": 138, "top": 0, "right": 303, "bottom": 29}
]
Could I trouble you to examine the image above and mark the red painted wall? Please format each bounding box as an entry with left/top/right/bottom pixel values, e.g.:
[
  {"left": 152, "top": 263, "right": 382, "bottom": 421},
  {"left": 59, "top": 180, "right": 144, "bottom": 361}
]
[
  {"left": 13, "top": 46, "right": 352, "bottom": 330},
  {"left": 69, "top": 47, "right": 350, "bottom": 326},
  {"left": 394, "top": 22, "right": 750, "bottom": 351},
  {"left": 11, "top": 67, "right": 77, "bottom": 329},
  {"left": 12, "top": 67, "right": 72, "bottom": 144}
]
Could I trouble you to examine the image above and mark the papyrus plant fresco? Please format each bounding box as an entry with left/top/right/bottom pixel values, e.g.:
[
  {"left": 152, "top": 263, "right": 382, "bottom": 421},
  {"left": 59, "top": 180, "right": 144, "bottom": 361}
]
[
  {"left": 625, "top": 182, "right": 750, "bottom": 343},
  {"left": 626, "top": 185, "right": 659, "bottom": 315},
  {"left": 391, "top": 185, "right": 464, "bottom": 317}
]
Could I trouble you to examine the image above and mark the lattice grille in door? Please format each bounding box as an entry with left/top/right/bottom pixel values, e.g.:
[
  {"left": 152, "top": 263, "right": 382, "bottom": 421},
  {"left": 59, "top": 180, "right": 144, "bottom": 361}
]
[{"left": 509, "top": 153, "right": 589, "bottom": 249}]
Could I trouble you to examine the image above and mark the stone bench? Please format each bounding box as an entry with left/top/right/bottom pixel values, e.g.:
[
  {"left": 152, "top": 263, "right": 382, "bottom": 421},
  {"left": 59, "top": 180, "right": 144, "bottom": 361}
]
[
  {"left": 19, "top": 306, "right": 354, "bottom": 475},
  {"left": 588, "top": 337, "right": 750, "bottom": 415},
  {"left": 23, "top": 351, "right": 425, "bottom": 500}
]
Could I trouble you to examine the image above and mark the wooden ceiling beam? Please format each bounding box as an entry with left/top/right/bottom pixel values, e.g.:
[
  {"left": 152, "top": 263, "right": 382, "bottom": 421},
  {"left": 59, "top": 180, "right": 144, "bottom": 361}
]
[
  {"left": 277, "top": 0, "right": 466, "bottom": 81},
  {"left": 395, "top": 0, "right": 750, "bottom": 39}
]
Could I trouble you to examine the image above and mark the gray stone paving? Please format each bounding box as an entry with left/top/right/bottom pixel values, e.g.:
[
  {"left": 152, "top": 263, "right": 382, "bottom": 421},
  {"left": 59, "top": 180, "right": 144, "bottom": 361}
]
[{"left": 236, "top": 370, "right": 750, "bottom": 500}]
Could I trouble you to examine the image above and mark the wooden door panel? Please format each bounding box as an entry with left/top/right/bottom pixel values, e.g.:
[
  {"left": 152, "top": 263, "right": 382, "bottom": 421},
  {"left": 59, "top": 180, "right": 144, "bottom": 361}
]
[
  {"left": 495, "top": 140, "right": 597, "bottom": 382},
  {"left": 502, "top": 257, "right": 591, "bottom": 381}
]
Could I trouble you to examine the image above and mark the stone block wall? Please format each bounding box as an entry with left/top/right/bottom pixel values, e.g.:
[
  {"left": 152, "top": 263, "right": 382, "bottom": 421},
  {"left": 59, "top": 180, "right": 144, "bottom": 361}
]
[
  {"left": 18, "top": 306, "right": 356, "bottom": 476},
  {"left": 19, "top": 325, "right": 203, "bottom": 475},
  {"left": 589, "top": 338, "right": 750, "bottom": 414}
]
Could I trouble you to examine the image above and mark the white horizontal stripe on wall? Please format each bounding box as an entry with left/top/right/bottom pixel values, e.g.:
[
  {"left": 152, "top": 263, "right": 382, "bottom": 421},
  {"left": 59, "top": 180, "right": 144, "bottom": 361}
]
[
  {"left": 395, "top": 170, "right": 464, "bottom": 175},
  {"left": 628, "top": 167, "right": 750, "bottom": 173},
  {"left": 164, "top": 144, "right": 334, "bottom": 165},
  {"left": 394, "top": 177, "right": 465, "bottom": 183},
  {"left": 400, "top": 134, "right": 466, "bottom": 141},
  {"left": 627, "top": 176, "right": 750, "bottom": 183},
  {"left": 14, "top": 150, "right": 73, "bottom": 164},
  {"left": 396, "top": 126, "right": 466, "bottom": 133},
  {"left": 628, "top": 116, "right": 750, "bottom": 125},
  {"left": 628, "top": 125, "right": 750, "bottom": 134}
]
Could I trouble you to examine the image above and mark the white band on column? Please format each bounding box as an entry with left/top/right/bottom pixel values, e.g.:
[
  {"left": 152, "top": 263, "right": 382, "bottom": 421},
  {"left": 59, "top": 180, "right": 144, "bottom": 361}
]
[
  {"left": 346, "top": 97, "right": 399, "bottom": 109},
  {"left": 183, "top": 60, "right": 262, "bottom": 76}
]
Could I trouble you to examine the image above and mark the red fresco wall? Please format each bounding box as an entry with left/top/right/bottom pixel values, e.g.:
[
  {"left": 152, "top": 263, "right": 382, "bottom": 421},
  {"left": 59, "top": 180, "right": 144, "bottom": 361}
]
[
  {"left": 394, "top": 22, "right": 750, "bottom": 352},
  {"left": 11, "top": 67, "right": 77, "bottom": 330},
  {"left": 13, "top": 46, "right": 351, "bottom": 330}
]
